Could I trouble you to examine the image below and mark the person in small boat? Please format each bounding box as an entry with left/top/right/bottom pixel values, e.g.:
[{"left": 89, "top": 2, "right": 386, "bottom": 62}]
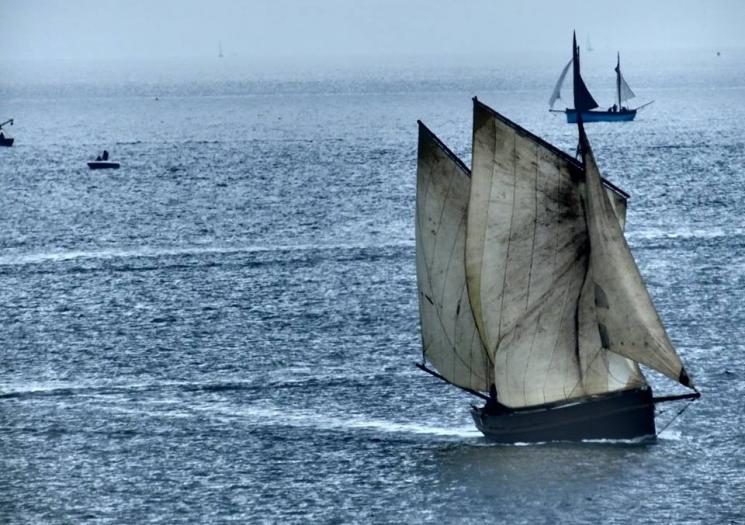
[
  {"left": 612, "top": 104, "right": 618, "bottom": 112},
  {"left": 484, "top": 384, "right": 509, "bottom": 414},
  {"left": 102, "top": 150, "right": 109, "bottom": 160}
]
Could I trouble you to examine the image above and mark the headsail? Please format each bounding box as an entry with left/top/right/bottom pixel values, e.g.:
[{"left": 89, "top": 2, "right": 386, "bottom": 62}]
[
  {"left": 415, "top": 121, "right": 493, "bottom": 392},
  {"left": 578, "top": 123, "right": 694, "bottom": 389},
  {"left": 465, "top": 99, "right": 643, "bottom": 408},
  {"left": 549, "top": 58, "right": 573, "bottom": 109},
  {"left": 615, "top": 53, "right": 636, "bottom": 104}
]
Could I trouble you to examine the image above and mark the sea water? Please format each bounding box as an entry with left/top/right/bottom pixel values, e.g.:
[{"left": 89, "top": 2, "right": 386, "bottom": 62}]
[{"left": 1, "top": 51, "right": 744, "bottom": 523}]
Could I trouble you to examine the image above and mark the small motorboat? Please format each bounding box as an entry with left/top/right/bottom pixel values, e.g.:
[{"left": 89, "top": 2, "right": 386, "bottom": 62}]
[
  {"left": 0, "top": 118, "right": 14, "bottom": 147},
  {"left": 87, "top": 160, "right": 120, "bottom": 170},
  {"left": 88, "top": 149, "right": 119, "bottom": 169}
]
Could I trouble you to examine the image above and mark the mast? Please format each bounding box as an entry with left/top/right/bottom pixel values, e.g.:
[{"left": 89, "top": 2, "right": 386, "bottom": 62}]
[
  {"left": 616, "top": 53, "right": 622, "bottom": 109},
  {"left": 571, "top": 32, "right": 598, "bottom": 114}
]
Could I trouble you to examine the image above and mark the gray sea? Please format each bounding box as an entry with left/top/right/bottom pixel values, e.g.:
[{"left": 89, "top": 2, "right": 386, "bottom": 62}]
[{"left": 1, "top": 50, "right": 744, "bottom": 523}]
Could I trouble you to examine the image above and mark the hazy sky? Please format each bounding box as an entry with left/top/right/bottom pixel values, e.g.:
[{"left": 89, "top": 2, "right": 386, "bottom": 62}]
[{"left": 2, "top": 0, "right": 743, "bottom": 62}]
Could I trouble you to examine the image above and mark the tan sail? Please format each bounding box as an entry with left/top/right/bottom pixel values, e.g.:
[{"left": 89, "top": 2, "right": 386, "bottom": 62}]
[
  {"left": 415, "top": 122, "right": 493, "bottom": 391},
  {"left": 580, "top": 125, "right": 694, "bottom": 388},
  {"left": 577, "top": 268, "right": 646, "bottom": 395},
  {"left": 467, "top": 100, "right": 590, "bottom": 407},
  {"left": 466, "top": 100, "right": 646, "bottom": 407}
]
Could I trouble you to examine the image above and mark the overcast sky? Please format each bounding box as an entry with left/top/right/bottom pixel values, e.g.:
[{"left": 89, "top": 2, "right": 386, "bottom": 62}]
[{"left": 2, "top": 0, "right": 743, "bottom": 62}]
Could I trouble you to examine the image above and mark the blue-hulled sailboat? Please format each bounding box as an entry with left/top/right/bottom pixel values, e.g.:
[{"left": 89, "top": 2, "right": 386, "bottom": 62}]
[{"left": 550, "top": 45, "right": 651, "bottom": 123}]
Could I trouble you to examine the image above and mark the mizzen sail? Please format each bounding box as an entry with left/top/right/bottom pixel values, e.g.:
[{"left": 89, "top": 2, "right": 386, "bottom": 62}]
[{"left": 415, "top": 122, "right": 493, "bottom": 391}]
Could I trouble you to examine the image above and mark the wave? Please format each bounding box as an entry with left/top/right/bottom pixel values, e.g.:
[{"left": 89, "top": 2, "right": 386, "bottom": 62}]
[
  {"left": 0, "top": 379, "right": 261, "bottom": 400},
  {"left": 0, "top": 240, "right": 413, "bottom": 267},
  {"left": 627, "top": 227, "right": 745, "bottom": 242}
]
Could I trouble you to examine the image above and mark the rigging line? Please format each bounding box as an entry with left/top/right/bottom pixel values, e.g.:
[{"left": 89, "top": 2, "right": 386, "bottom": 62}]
[
  {"left": 567, "top": 197, "right": 592, "bottom": 400},
  {"left": 415, "top": 363, "right": 489, "bottom": 401},
  {"left": 655, "top": 397, "right": 697, "bottom": 438}
]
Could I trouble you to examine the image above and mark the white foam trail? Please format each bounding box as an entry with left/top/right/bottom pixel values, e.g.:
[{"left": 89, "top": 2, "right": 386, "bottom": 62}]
[
  {"left": 0, "top": 240, "right": 414, "bottom": 266},
  {"left": 656, "top": 428, "right": 682, "bottom": 441},
  {"left": 627, "top": 226, "right": 745, "bottom": 242},
  {"left": 211, "top": 404, "right": 481, "bottom": 439}
]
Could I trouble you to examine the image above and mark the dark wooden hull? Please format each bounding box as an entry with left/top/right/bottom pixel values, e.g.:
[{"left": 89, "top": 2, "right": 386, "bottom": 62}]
[
  {"left": 87, "top": 161, "right": 120, "bottom": 170},
  {"left": 565, "top": 109, "right": 636, "bottom": 123},
  {"left": 471, "top": 387, "right": 656, "bottom": 443},
  {"left": 0, "top": 137, "right": 13, "bottom": 147}
]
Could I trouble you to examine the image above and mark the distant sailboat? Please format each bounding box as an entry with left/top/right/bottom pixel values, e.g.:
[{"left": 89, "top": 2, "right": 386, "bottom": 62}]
[
  {"left": 0, "top": 118, "right": 14, "bottom": 147},
  {"left": 549, "top": 40, "right": 652, "bottom": 123},
  {"left": 414, "top": 34, "right": 699, "bottom": 443},
  {"left": 218, "top": 41, "right": 224, "bottom": 59},
  {"left": 587, "top": 36, "right": 594, "bottom": 52}
]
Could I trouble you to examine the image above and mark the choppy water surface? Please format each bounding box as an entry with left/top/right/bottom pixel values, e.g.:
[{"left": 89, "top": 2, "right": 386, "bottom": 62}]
[{"left": 1, "top": 54, "right": 745, "bottom": 523}]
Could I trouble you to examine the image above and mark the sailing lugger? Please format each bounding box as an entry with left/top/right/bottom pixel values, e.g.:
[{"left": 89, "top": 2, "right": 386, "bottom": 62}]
[
  {"left": 414, "top": 34, "right": 698, "bottom": 443},
  {"left": 549, "top": 34, "right": 652, "bottom": 122}
]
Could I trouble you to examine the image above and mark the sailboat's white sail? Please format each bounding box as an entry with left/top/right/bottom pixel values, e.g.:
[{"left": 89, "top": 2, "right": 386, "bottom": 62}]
[
  {"left": 615, "top": 55, "right": 636, "bottom": 104},
  {"left": 415, "top": 122, "right": 493, "bottom": 391},
  {"left": 618, "top": 72, "right": 635, "bottom": 103},
  {"left": 549, "top": 58, "right": 573, "bottom": 109},
  {"left": 465, "top": 100, "right": 645, "bottom": 407},
  {"left": 579, "top": 126, "right": 693, "bottom": 388}
]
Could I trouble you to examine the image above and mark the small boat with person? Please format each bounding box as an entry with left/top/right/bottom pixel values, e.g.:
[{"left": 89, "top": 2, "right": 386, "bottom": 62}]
[
  {"left": 0, "top": 118, "right": 15, "bottom": 147},
  {"left": 87, "top": 150, "right": 120, "bottom": 170},
  {"left": 549, "top": 44, "right": 652, "bottom": 123}
]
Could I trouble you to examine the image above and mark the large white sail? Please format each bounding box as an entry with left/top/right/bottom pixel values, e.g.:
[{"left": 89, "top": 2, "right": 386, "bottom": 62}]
[
  {"left": 615, "top": 54, "right": 636, "bottom": 104},
  {"left": 465, "top": 100, "right": 643, "bottom": 407},
  {"left": 579, "top": 125, "right": 693, "bottom": 388},
  {"left": 549, "top": 58, "right": 573, "bottom": 109},
  {"left": 618, "top": 73, "right": 635, "bottom": 103},
  {"left": 415, "top": 122, "right": 493, "bottom": 391}
]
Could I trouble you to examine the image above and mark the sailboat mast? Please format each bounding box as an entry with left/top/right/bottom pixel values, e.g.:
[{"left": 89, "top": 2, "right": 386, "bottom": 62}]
[
  {"left": 616, "top": 53, "right": 622, "bottom": 109},
  {"left": 572, "top": 32, "right": 586, "bottom": 148}
]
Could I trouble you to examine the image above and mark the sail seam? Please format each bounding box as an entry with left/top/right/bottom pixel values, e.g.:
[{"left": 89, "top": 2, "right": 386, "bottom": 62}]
[
  {"left": 496, "top": 131, "right": 519, "bottom": 391},
  {"left": 525, "top": 142, "right": 539, "bottom": 308},
  {"left": 497, "top": 132, "right": 518, "bottom": 343}
]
